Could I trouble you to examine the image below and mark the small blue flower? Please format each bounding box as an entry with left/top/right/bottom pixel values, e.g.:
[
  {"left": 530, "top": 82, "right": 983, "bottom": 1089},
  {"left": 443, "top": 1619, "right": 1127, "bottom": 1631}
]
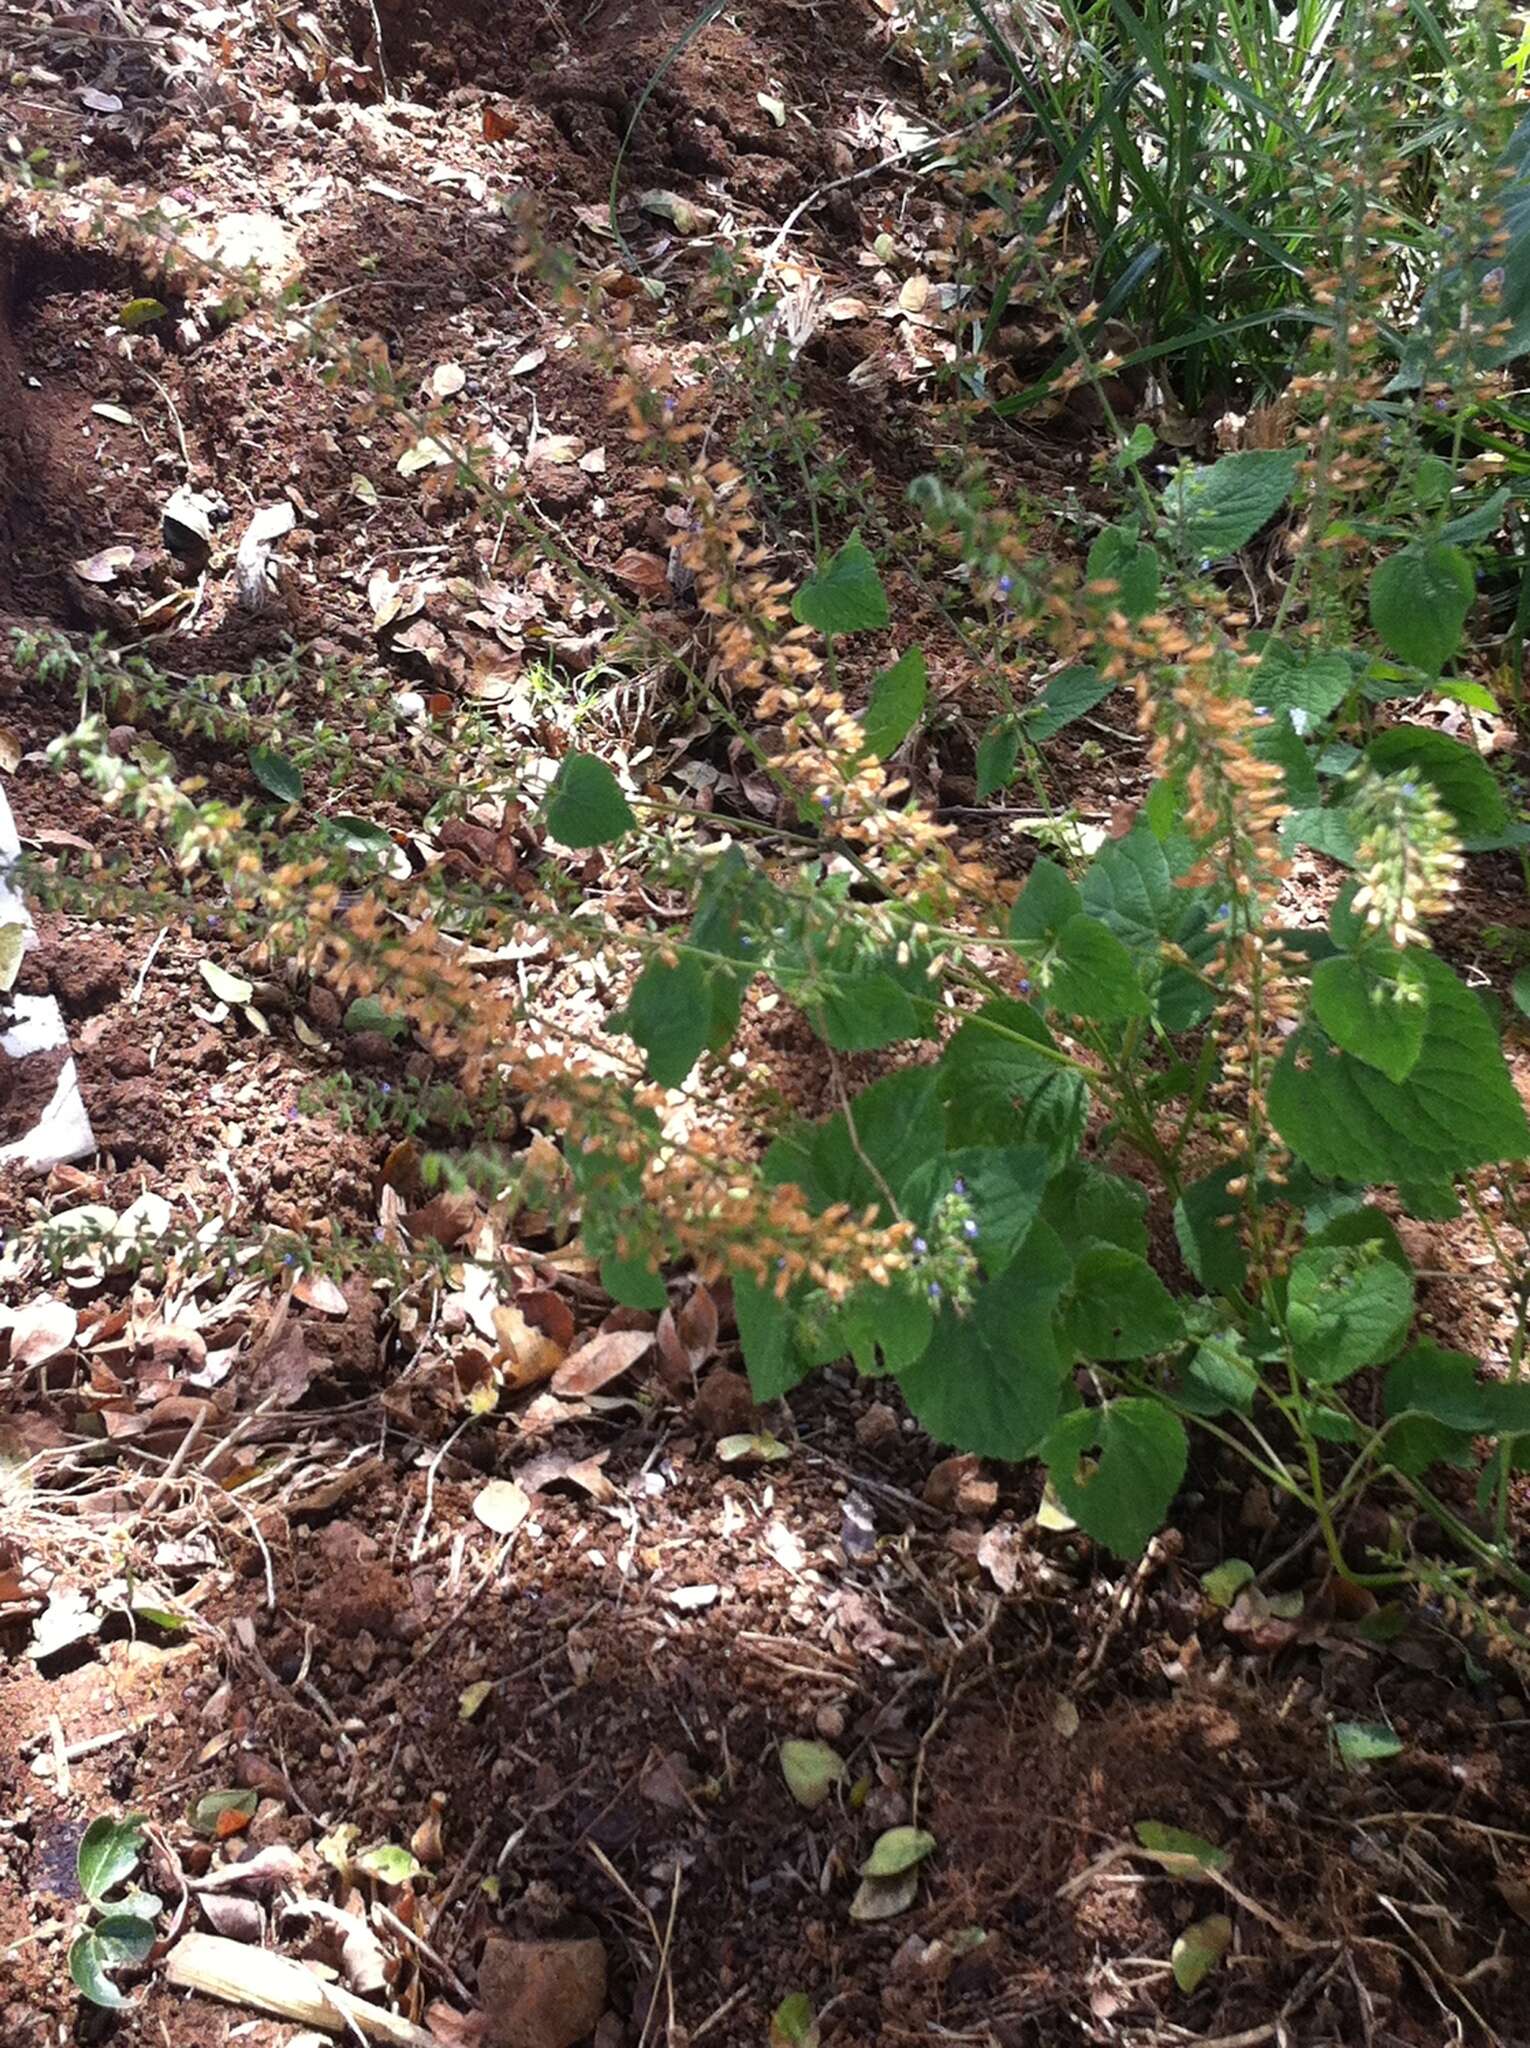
[
  {"left": 996, "top": 574, "right": 1015, "bottom": 599},
  {"left": 962, "top": 1219, "right": 979, "bottom": 1241},
  {"left": 913, "top": 1235, "right": 929, "bottom": 1257},
  {"left": 379, "top": 1081, "right": 392, "bottom": 1095},
  {"left": 952, "top": 1177, "right": 967, "bottom": 1196},
  {"left": 927, "top": 1280, "right": 942, "bottom": 1304},
  {"left": 1019, "top": 977, "right": 1032, "bottom": 995},
  {"left": 1217, "top": 902, "right": 1231, "bottom": 921},
  {"left": 1401, "top": 781, "right": 1419, "bottom": 798},
  {"left": 286, "top": 1106, "right": 300, "bottom": 1122}
]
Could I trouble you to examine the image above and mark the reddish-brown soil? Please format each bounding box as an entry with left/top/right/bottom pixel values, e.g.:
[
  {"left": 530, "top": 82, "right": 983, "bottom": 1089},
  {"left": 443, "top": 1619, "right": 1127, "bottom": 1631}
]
[{"left": 3, "top": 4, "right": 1530, "bottom": 2048}]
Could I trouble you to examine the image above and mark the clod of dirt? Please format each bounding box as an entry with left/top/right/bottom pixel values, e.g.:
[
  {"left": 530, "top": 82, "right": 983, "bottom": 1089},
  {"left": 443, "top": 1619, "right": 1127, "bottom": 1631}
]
[
  {"left": 693, "top": 1366, "right": 758, "bottom": 1439},
  {"left": 477, "top": 1932, "right": 608, "bottom": 2048}
]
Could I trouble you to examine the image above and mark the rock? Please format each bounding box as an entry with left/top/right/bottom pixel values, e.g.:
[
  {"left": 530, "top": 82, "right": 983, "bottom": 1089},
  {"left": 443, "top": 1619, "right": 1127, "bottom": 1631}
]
[
  {"left": 525, "top": 459, "right": 590, "bottom": 513},
  {"left": 854, "top": 1400, "right": 900, "bottom": 1450},
  {"left": 924, "top": 1454, "right": 997, "bottom": 1517},
  {"left": 478, "top": 1933, "right": 608, "bottom": 2048},
  {"left": 110, "top": 1044, "right": 151, "bottom": 1078},
  {"left": 692, "top": 1367, "right": 757, "bottom": 1440}
]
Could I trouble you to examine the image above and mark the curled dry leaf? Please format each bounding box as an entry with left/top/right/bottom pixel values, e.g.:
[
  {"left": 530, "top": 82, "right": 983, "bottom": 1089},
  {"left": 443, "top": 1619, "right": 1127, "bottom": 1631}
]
[
  {"left": 199, "top": 1893, "right": 263, "bottom": 1944},
  {"left": 491, "top": 1302, "right": 566, "bottom": 1390},
  {"left": 516, "top": 1288, "right": 575, "bottom": 1351},
  {"left": 551, "top": 1328, "right": 653, "bottom": 1398},
  {"left": 73, "top": 546, "right": 136, "bottom": 585}
]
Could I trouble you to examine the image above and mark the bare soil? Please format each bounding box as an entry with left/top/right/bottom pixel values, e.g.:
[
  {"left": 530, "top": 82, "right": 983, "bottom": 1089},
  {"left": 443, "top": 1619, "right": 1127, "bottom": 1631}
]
[{"left": 3, "top": 5, "right": 1530, "bottom": 2048}]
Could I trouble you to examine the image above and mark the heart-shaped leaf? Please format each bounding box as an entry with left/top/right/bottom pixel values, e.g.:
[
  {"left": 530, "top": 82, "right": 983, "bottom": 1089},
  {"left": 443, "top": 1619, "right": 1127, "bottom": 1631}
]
[
  {"left": 249, "top": 746, "right": 303, "bottom": 804},
  {"left": 69, "top": 1915, "right": 155, "bottom": 2008},
  {"left": 355, "top": 1843, "right": 422, "bottom": 1885}
]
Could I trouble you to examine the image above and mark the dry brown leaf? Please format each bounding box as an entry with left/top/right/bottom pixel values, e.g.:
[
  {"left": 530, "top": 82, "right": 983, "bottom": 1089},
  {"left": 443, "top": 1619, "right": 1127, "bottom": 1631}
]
[
  {"left": 517, "top": 1451, "right": 613, "bottom": 1502},
  {"left": 551, "top": 1328, "right": 653, "bottom": 1398},
  {"left": 405, "top": 1190, "right": 479, "bottom": 1248},
  {"left": 292, "top": 1271, "right": 348, "bottom": 1317},
  {"left": 898, "top": 275, "right": 930, "bottom": 313},
  {"left": 612, "top": 549, "right": 671, "bottom": 599},
  {"left": 516, "top": 1287, "right": 575, "bottom": 1351},
  {"left": 492, "top": 1303, "right": 567, "bottom": 1390}
]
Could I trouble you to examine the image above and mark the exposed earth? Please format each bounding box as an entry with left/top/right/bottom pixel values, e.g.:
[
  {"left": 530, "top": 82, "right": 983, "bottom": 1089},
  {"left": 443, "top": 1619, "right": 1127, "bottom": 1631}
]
[{"left": 3, "top": 4, "right": 1530, "bottom": 2048}]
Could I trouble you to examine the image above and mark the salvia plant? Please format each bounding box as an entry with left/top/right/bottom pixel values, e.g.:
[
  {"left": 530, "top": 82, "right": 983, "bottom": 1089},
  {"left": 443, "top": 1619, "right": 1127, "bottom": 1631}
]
[{"left": 7, "top": 0, "right": 1530, "bottom": 1632}]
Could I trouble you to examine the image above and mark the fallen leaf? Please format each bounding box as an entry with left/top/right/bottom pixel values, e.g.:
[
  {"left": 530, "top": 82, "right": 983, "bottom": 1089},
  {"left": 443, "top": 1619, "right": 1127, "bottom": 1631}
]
[
  {"left": 849, "top": 1868, "right": 918, "bottom": 1922},
  {"left": 780, "top": 1738, "right": 844, "bottom": 1810},
  {"left": 431, "top": 363, "right": 466, "bottom": 398},
  {"left": 492, "top": 1302, "right": 566, "bottom": 1389},
  {"left": 757, "top": 91, "right": 786, "bottom": 125},
  {"left": 716, "top": 1432, "right": 791, "bottom": 1466},
  {"left": 826, "top": 296, "right": 870, "bottom": 321},
  {"left": 638, "top": 189, "right": 708, "bottom": 234},
  {"left": 898, "top": 275, "right": 930, "bottom": 314},
  {"left": 612, "top": 549, "right": 671, "bottom": 598},
  {"left": 199, "top": 960, "right": 254, "bottom": 1006},
  {"left": 292, "top": 1271, "right": 348, "bottom": 1316},
  {"left": 668, "top": 1583, "right": 719, "bottom": 1612},
  {"left": 472, "top": 1479, "right": 531, "bottom": 1537},
  {"left": 483, "top": 104, "right": 516, "bottom": 141},
  {"left": 458, "top": 1679, "right": 495, "bottom": 1720},
  {"left": 976, "top": 1524, "right": 1022, "bottom": 1594},
  {"left": 1172, "top": 1913, "right": 1232, "bottom": 1993},
  {"left": 73, "top": 546, "right": 135, "bottom": 585},
  {"left": 6, "top": 1299, "right": 78, "bottom": 1368},
  {"left": 862, "top": 1828, "right": 936, "bottom": 1878},
  {"left": 91, "top": 403, "right": 135, "bottom": 427},
  {"left": 509, "top": 348, "right": 547, "bottom": 377},
  {"left": 551, "top": 1329, "right": 652, "bottom": 1397},
  {"left": 1133, "top": 1822, "right": 1230, "bottom": 1881}
]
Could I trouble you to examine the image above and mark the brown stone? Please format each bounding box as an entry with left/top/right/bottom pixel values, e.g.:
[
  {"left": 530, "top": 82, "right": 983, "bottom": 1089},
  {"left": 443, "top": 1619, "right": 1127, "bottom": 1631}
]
[{"left": 478, "top": 1933, "right": 608, "bottom": 2048}]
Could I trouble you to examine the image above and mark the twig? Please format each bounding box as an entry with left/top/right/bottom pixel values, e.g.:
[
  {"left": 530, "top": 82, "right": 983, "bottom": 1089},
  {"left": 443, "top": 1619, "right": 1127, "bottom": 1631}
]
[
  {"left": 371, "top": 1900, "right": 473, "bottom": 2008},
  {"left": 129, "top": 925, "right": 169, "bottom": 1009}
]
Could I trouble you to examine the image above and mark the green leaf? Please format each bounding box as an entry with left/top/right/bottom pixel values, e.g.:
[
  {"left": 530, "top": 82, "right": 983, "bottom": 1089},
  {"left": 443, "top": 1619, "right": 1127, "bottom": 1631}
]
[
  {"left": 601, "top": 1251, "right": 669, "bottom": 1312},
  {"left": 1041, "top": 1398, "right": 1188, "bottom": 1559},
  {"left": 1085, "top": 526, "right": 1160, "bottom": 619},
  {"left": 343, "top": 995, "right": 407, "bottom": 1039},
  {"left": 1010, "top": 858, "right": 1083, "bottom": 943},
  {"left": 810, "top": 1068, "right": 945, "bottom": 1217},
  {"left": 1286, "top": 1244, "right": 1413, "bottom": 1385},
  {"left": 191, "top": 1787, "right": 259, "bottom": 1835},
  {"left": 848, "top": 1868, "right": 919, "bottom": 1921},
  {"left": 1159, "top": 450, "right": 1299, "bottom": 559},
  {"left": 813, "top": 970, "right": 923, "bottom": 1052},
  {"left": 199, "top": 959, "right": 253, "bottom": 1006},
  {"left": 976, "top": 717, "right": 1020, "bottom": 799},
  {"left": 1044, "top": 916, "right": 1149, "bottom": 1023},
  {"left": 904, "top": 1145, "right": 1052, "bottom": 1276},
  {"left": 736, "top": 1270, "right": 803, "bottom": 1401},
  {"left": 861, "top": 647, "right": 927, "bottom": 760},
  {"left": 1513, "top": 967, "right": 1530, "bottom": 1019},
  {"left": 1172, "top": 1913, "right": 1233, "bottom": 1993},
  {"left": 119, "top": 296, "right": 168, "bottom": 329},
  {"left": 248, "top": 745, "right": 303, "bottom": 804},
  {"left": 770, "top": 1993, "right": 821, "bottom": 2048},
  {"left": 1023, "top": 666, "right": 1112, "bottom": 742},
  {"left": 542, "top": 752, "right": 636, "bottom": 848},
  {"left": 322, "top": 814, "right": 398, "bottom": 863},
  {"left": 78, "top": 1815, "right": 147, "bottom": 1905},
  {"left": 861, "top": 1826, "right": 936, "bottom": 1877},
  {"left": 1132, "top": 1821, "right": 1231, "bottom": 1879},
  {"left": 0, "top": 922, "right": 25, "bottom": 994},
  {"left": 1201, "top": 1559, "right": 1255, "bottom": 1608},
  {"left": 1253, "top": 641, "right": 1353, "bottom": 726},
  {"left": 1174, "top": 1167, "right": 1249, "bottom": 1295},
  {"left": 897, "top": 1221, "right": 1073, "bottom": 1457},
  {"left": 1179, "top": 1332, "right": 1258, "bottom": 1417},
  {"left": 1064, "top": 1246, "right": 1183, "bottom": 1360},
  {"left": 1310, "top": 949, "right": 1430, "bottom": 1084},
  {"left": 1269, "top": 952, "right": 1530, "bottom": 1183},
  {"left": 1370, "top": 542, "right": 1474, "bottom": 674},
  {"left": 1041, "top": 1162, "right": 1148, "bottom": 1258},
  {"left": 1334, "top": 1720, "right": 1404, "bottom": 1768},
  {"left": 1382, "top": 1343, "right": 1484, "bottom": 1475},
  {"left": 1364, "top": 727, "right": 1508, "bottom": 840},
  {"left": 937, "top": 998, "right": 1088, "bottom": 1167},
  {"left": 611, "top": 954, "right": 708, "bottom": 1087},
  {"left": 791, "top": 531, "right": 889, "bottom": 636},
  {"left": 69, "top": 1917, "right": 155, "bottom": 2009},
  {"left": 780, "top": 1738, "right": 845, "bottom": 1810},
  {"left": 356, "top": 1843, "right": 423, "bottom": 1885}
]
